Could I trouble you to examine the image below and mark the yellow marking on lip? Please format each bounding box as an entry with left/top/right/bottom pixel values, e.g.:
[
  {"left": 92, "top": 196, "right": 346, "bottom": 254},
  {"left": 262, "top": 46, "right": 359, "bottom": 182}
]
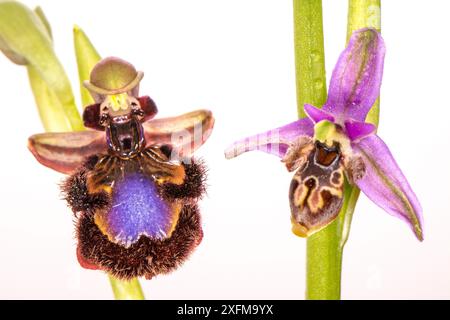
[
  {"left": 86, "top": 177, "right": 113, "bottom": 195},
  {"left": 166, "top": 203, "right": 182, "bottom": 237},
  {"left": 313, "top": 120, "right": 352, "bottom": 154},
  {"left": 94, "top": 211, "right": 110, "bottom": 239}
]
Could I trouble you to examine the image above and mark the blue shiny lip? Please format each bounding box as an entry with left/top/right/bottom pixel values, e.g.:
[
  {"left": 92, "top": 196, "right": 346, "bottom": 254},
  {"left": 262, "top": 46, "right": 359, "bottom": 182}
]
[{"left": 100, "top": 172, "right": 177, "bottom": 247}]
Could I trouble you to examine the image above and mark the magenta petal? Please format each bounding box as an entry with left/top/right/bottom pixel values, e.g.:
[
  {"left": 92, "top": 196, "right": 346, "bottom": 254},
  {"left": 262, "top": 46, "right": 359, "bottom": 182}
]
[
  {"left": 224, "top": 117, "right": 314, "bottom": 159},
  {"left": 323, "top": 28, "right": 386, "bottom": 122},
  {"left": 345, "top": 119, "right": 376, "bottom": 141},
  {"left": 304, "top": 104, "right": 335, "bottom": 123},
  {"left": 353, "top": 135, "right": 423, "bottom": 240}
]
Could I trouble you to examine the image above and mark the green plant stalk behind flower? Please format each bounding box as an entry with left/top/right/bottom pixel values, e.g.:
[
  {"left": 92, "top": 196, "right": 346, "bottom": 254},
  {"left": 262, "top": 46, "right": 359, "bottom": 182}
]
[
  {"left": 293, "top": 0, "right": 381, "bottom": 300},
  {"left": 0, "top": 1, "right": 144, "bottom": 299},
  {"left": 293, "top": 0, "right": 327, "bottom": 119}
]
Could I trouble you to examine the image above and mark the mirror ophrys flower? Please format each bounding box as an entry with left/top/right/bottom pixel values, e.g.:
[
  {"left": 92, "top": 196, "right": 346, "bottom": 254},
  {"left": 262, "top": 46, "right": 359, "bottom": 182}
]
[{"left": 28, "top": 57, "right": 215, "bottom": 279}]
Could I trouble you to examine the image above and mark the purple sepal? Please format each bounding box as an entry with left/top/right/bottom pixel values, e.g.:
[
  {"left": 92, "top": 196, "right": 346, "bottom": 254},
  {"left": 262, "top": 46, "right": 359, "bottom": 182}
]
[
  {"left": 224, "top": 117, "right": 314, "bottom": 159},
  {"left": 323, "top": 28, "right": 386, "bottom": 122},
  {"left": 304, "top": 104, "right": 335, "bottom": 123},
  {"left": 353, "top": 134, "right": 423, "bottom": 240}
]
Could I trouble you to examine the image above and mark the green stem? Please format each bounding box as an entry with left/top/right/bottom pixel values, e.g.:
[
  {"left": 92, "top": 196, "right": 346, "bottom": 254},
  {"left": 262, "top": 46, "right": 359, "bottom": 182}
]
[
  {"left": 109, "top": 276, "right": 145, "bottom": 300},
  {"left": 293, "top": 0, "right": 327, "bottom": 118},
  {"left": 306, "top": 221, "right": 342, "bottom": 299},
  {"left": 293, "top": 0, "right": 337, "bottom": 299},
  {"left": 295, "top": 0, "right": 381, "bottom": 299}
]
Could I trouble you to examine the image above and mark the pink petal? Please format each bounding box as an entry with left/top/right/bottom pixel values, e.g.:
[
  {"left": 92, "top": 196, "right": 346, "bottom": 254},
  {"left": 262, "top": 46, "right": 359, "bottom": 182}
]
[
  {"left": 345, "top": 119, "right": 376, "bottom": 142},
  {"left": 28, "top": 131, "right": 107, "bottom": 174},
  {"left": 304, "top": 104, "right": 335, "bottom": 123},
  {"left": 143, "top": 109, "right": 214, "bottom": 158},
  {"left": 353, "top": 134, "right": 423, "bottom": 240},
  {"left": 224, "top": 117, "right": 314, "bottom": 159}
]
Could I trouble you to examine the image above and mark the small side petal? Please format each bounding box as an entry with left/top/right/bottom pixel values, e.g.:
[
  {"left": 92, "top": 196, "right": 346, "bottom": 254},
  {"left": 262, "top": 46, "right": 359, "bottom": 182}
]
[
  {"left": 224, "top": 117, "right": 314, "bottom": 159},
  {"left": 304, "top": 104, "right": 335, "bottom": 123},
  {"left": 324, "top": 28, "right": 386, "bottom": 122},
  {"left": 353, "top": 135, "right": 423, "bottom": 240},
  {"left": 144, "top": 109, "right": 214, "bottom": 158},
  {"left": 345, "top": 119, "right": 376, "bottom": 142},
  {"left": 28, "top": 131, "right": 107, "bottom": 174}
]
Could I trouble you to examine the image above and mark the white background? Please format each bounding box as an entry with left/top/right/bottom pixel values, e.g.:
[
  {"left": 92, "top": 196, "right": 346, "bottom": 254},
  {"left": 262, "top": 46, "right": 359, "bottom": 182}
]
[{"left": 0, "top": 0, "right": 449, "bottom": 299}]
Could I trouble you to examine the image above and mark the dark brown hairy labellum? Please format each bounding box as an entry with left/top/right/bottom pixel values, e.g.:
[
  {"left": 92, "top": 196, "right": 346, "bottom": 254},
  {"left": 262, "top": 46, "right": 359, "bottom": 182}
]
[
  {"left": 61, "top": 156, "right": 110, "bottom": 214},
  {"left": 62, "top": 152, "right": 207, "bottom": 279},
  {"left": 162, "top": 159, "right": 207, "bottom": 203},
  {"left": 76, "top": 204, "right": 203, "bottom": 280}
]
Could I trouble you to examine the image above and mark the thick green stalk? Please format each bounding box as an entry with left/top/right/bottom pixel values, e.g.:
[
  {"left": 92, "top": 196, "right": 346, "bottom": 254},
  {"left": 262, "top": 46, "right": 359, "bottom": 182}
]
[
  {"left": 109, "top": 277, "right": 145, "bottom": 300},
  {"left": 293, "top": 0, "right": 340, "bottom": 299},
  {"left": 293, "top": 0, "right": 327, "bottom": 118},
  {"left": 296, "top": 0, "right": 381, "bottom": 299},
  {"left": 73, "top": 26, "right": 145, "bottom": 300}
]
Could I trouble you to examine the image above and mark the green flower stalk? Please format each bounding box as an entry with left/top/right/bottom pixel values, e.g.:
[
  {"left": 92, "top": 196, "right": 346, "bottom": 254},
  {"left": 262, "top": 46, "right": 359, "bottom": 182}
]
[
  {"left": 109, "top": 277, "right": 144, "bottom": 300},
  {"left": 292, "top": 0, "right": 336, "bottom": 299},
  {"left": 0, "top": 0, "right": 144, "bottom": 299},
  {"left": 293, "top": 0, "right": 327, "bottom": 119}
]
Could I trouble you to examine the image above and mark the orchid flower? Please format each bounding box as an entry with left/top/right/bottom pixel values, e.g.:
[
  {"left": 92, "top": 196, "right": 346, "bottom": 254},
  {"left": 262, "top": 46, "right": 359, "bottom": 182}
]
[
  {"left": 225, "top": 28, "right": 423, "bottom": 241},
  {"left": 28, "top": 57, "right": 215, "bottom": 280}
]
